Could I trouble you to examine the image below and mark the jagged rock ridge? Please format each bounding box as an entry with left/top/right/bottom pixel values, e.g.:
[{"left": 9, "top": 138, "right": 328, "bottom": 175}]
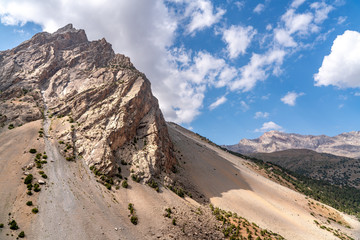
[
  {"left": 0, "top": 24, "right": 176, "bottom": 181},
  {"left": 225, "top": 130, "right": 360, "bottom": 159}
]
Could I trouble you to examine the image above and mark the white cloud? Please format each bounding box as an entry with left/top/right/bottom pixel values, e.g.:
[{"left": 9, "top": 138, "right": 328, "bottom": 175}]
[
  {"left": 291, "top": 0, "right": 306, "bottom": 9},
  {"left": 230, "top": 49, "right": 286, "bottom": 91},
  {"left": 354, "top": 92, "right": 360, "bottom": 97},
  {"left": 255, "top": 121, "right": 283, "bottom": 132},
  {"left": 222, "top": 25, "right": 257, "bottom": 59},
  {"left": 184, "top": 0, "right": 225, "bottom": 34},
  {"left": 274, "top": 28, "right": 297, "bottom": 47},
  {"left": 266, "top": 24, "right": 272, "bottom": 31},
  {"left": 314, "top": 30, "right": 360, "bottom": 88},
  {"left": 254, "top": 111, "right": 269, "bottom": 119},
  {"left": 310, "top": 2, "right": 334, "bottom": 24},
  {"left": 253, "top": 4, "right": 265, "bottom": 14},
  {"left": 281, "top": 91, "right": 304, "bottom": 106},
  {"left": 209, "top": 96, "right": 227, "bottom": 110}
]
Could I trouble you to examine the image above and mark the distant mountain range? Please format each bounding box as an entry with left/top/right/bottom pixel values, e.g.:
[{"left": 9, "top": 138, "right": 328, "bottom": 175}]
[{"left": 225, "top": 130, "right": 360, "bottom": 159}]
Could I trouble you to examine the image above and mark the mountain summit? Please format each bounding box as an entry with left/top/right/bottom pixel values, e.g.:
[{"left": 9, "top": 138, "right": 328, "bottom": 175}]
[
  {"left": 0, "top": 24, "right": 176, "bottom": 181},
  {"left": 225, "top": 130, "right": 360, "bottom": 158}
]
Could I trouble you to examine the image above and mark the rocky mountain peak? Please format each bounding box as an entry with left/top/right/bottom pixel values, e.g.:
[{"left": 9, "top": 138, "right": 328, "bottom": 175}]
[
  {"left": 0, "top": 24, "right": 176, "bottom": 182},
  {"left": 227, "top": 131, "right": 360, "bottom": 159}
]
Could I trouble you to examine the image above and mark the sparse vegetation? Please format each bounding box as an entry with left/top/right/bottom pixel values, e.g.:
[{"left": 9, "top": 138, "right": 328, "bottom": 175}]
[
  {"left": 128, "top": 203, "right": 138, "bottom": 225},
  {"left": 32, "top": 208, "right": 39, "bottom": 214},
  {"left": 131, "top": 174, "right": 140, "bottom": 183},
  {"left": 8, "top": 220, "right": 19, "bottom": 230},
  {"left": 209, "top": 204, "right": 284, "bottom": 240},
  {"left": 34, "top": 183, "right": 41, "bottom": 192},
  {"left": 18, "top": 231, "right": 25, "bottom": 238},
  {"left": 29, "top": 148, "right": 37, "bottom": 153},
  {"left": 8, "top": 124, "right": 15, "bottom": 130},
  {"left": 147, "top": 179, "right": 159, "bottom": 192},
  {"left": 0, "top": 223, "right": 4, "bottom": 228},
  {"left": 26, "top": 201, "right": 33, "bottom": 206},
  {"left": 122, "top": 180, "right": 128, "bottom": 188},
  {"left": 24, "top": 174, "right": 33, "bottom": 184},
  {"left": 164, "top": 208, "right": 172, "bottom": 218},
  {"left": 168, "top": 185, "right": 185, "bottom": 198}
]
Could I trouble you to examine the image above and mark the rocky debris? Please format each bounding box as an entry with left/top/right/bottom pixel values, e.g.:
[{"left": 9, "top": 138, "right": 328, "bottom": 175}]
[
  {"left": 225, "top": 130, "right": 360, "bottom": 159},
  {"left": 38, "top": 179, "right": 46, "bottom": 185},
  {"left": 0, "top": 24, "right": 176, "bottom": 182}
]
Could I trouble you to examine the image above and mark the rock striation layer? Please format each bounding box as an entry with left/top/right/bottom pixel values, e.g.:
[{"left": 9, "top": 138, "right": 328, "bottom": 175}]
[
  {"left": 0, "top": 24, "right": 176, "bottom": 181},
  {"left": 225, "top": 130, "right": 360, "bottom": 159}
]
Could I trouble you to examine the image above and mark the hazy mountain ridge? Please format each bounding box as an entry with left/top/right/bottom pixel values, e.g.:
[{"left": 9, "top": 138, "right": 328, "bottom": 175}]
[{"left": 225, "top": 130, "right": 360, "bottom": 159}]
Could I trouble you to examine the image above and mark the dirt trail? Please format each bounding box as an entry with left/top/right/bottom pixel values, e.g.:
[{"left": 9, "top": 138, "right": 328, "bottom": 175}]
[{"left": 168, "top": 123, "right": 360, "bottom": 240}]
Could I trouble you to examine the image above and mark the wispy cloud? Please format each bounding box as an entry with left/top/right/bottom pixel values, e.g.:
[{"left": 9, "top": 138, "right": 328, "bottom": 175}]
[
  {"left": 254, "top": 112, "right": 269, "bottom": 119},
  {"left": 209, "top": 95, "right": 227, "bottom": 110}
]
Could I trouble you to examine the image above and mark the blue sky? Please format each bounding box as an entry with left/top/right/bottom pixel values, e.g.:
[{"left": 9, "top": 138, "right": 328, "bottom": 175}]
[{"left": 1, "top": 0, "right": 360, "bottom": 144}]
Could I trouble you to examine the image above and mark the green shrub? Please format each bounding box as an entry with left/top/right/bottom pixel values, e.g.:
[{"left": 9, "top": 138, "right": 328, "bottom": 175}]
[
  {"left": 8, "top": 124, "right": 15, "bottom": 129},
  {"left": 165, "top": 208, "right": 172, "bottom": 218},
  {"left": 8, "top": 220, "right": 19, "bottom": 230},
  {"left": 27, "top": 183, "right": 33, "bottom": 190},
  {"left": 32, "top": 208, "right": 39, "bottom": 214},
  {"left": 130, "top": 216, "right": 138, "bottom": 225},
  {"left": 122, "top": 180, "right": 128, "bottom": 188},
  {"left": 105, "top": 183, "right": 111, "bottom": 190},
  {"left": 24, "top": 174, "right": 33, "bottom": 184},
  {"left": 36, "top": 153, "right": 42, "bottom": 159},
  {"left": 29, "top": 149, "right": 37, "bottom": 154},
  {"left": 89, "top": 166, "right": 95, "bottom": 171},
  {"left": 38, "top": 171, "right": 44, "bottom": 174},
  {"left": 41, "top": 160, "right": 47, "bottom": 164},
  {"left": 34, "top": 183, "right": 41, "bottom": 192},
  {"left": 42, "top": 155, "right": 48, "bottom": 159},
  {"left": 18, "top": 231, "right": 25, "bottom": 238},
  {"left": 27, "top": 191, "right": 32, "bottom": 196},
  {"left": 131, "top": 174, "right": 140, "bottom": 183},
  {"left": 41, "top": 174, "right": 48, "bottom": 179},
  {"left": 58, "top": 140, "right": 64, "bottom": 144},
  {"left": 26, "top": 201, "right": 33, "bottom": 206},
  {"left": 172, "top": 218, "right": 176, "bottom": 225},
  {"left": 0, "top": 223, "right": 4, "bottom": 228},
  {"left": 36, "top": 162, "right": 42, "bottom": 168},
  {"left": 128, "top": 203, "right": 134, "bottom": 214}
]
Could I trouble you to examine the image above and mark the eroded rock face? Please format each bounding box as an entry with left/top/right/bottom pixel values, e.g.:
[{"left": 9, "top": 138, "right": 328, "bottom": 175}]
[{"left": 0, "top": 24, "right": 176, "bottom": 181}]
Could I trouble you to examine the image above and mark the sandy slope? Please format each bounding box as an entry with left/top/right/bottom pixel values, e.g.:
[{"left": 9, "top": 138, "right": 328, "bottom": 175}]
[
  {"left": 168, "top": 123, "right": 360, "bottom": 240},
  {"left": 0, "top": 112, "right": 224, "bottom": 239}
]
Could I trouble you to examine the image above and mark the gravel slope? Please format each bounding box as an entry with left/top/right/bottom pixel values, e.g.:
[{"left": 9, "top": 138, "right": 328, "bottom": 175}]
[{"left": 168, "top": 123, "right": 360, "bottom": 240}]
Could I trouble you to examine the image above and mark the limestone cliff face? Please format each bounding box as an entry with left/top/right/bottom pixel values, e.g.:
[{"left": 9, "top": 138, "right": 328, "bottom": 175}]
[{"left": 0, "top": 24, "right": 176, "bottom": 181}]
